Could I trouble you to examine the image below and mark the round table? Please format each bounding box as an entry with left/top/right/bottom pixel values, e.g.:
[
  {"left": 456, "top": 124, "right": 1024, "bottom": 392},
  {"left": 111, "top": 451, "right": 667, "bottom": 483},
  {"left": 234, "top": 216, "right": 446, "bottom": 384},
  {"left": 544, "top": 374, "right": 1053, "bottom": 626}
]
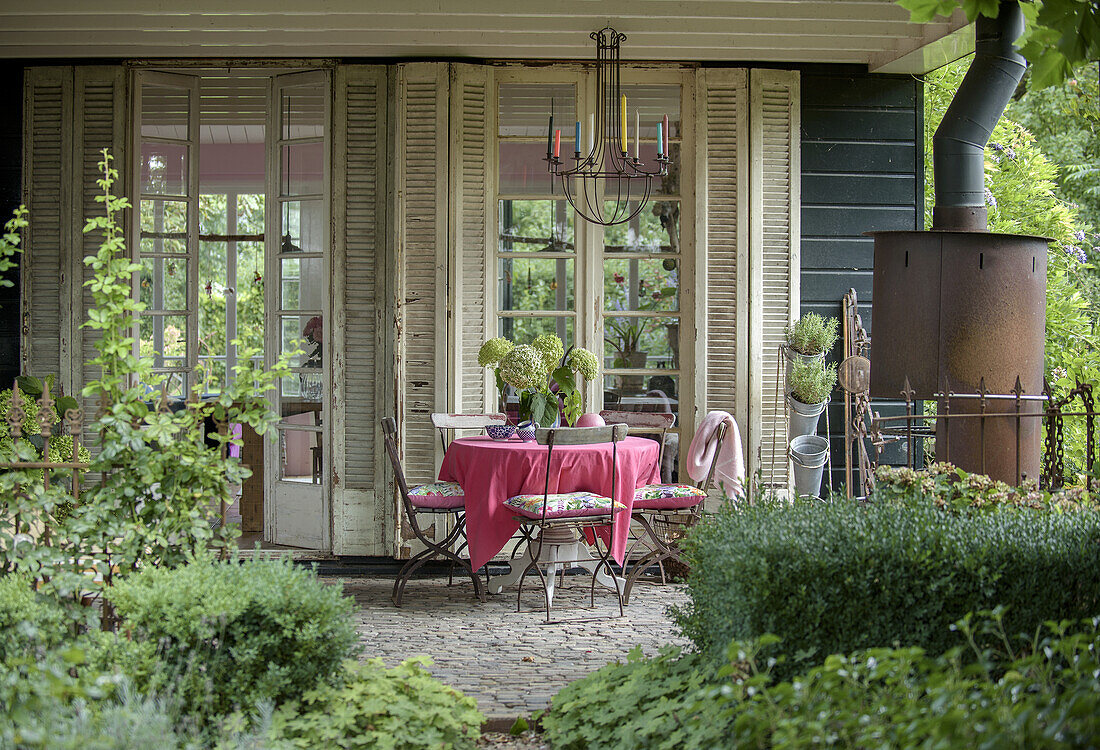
[{"left": 438, "top": 435, "right": 661, "bottom": 593}]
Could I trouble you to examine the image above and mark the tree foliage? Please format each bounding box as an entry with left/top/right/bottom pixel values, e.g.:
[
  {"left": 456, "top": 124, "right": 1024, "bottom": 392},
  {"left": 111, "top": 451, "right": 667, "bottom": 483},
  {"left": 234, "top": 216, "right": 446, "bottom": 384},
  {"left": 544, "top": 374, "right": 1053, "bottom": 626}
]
[{"left": 899, "top": 0, "right": 1100, "bottom": 88}]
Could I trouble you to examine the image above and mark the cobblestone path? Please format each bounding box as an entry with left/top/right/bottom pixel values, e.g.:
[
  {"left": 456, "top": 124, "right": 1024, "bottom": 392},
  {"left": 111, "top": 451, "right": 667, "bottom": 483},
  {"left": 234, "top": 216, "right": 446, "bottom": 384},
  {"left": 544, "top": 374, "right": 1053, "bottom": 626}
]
[{"left": 333, "top": 574, "right": 689, "bottom": 722}]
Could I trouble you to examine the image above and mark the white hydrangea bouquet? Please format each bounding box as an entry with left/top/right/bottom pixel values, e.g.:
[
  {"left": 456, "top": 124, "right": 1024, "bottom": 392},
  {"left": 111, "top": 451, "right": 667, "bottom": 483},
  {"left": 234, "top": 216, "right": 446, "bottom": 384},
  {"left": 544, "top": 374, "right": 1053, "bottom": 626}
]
[{"left": 477, "top": 334, "right": 599, "bottom": 427}]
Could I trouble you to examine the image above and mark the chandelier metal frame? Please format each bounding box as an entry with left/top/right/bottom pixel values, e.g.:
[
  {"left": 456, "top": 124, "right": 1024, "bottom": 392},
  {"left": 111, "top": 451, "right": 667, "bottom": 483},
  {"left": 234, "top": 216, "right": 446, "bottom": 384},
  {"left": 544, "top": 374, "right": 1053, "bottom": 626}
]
[{"left": 544, "top": 27, "right": 670, "bottom": 227}]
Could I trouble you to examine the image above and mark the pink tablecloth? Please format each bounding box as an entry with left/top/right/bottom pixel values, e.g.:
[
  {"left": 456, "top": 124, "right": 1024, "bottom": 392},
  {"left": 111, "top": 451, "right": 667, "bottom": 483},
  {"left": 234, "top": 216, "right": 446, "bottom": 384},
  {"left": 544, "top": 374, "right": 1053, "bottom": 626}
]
[{"left": 438, "top": 436, "right": 660, "bottom": 571}]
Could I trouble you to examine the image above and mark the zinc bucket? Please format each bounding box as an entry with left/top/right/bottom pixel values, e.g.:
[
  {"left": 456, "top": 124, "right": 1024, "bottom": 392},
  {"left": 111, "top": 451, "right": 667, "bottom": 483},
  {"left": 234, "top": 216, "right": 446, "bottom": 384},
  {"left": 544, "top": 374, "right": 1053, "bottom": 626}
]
[
  {"left": 790, "top": 434, "right": 829, "bottom": 498},
  {"left": 787, "top": 396, "right": 826, "bottom": 441}
]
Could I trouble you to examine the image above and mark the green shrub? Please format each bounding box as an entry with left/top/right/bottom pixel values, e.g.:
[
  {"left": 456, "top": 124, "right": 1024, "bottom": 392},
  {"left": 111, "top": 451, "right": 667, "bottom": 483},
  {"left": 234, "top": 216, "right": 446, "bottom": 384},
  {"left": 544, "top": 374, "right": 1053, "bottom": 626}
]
[
  {"left": 545, "top": 615, "right": 1100, "bottom": 750},
  {"left": 105, "top": 556, "right": 358, "bottom": 729},
  {"left": 0, "top": 573, "right": 69, "bottom": 662},
  {"left": 269, "top": 657, "right": 484, "bottom": 750},
  {"left": 783, "top": 313, "right": 839, "bottom": 356},
  {"left": 673, "top": 497, "right": 1100, "bottom": 677},
  {"left": 541, "top": 646, "right": 723, "bottom": 750},
  {"left": 787, "top": 360, "right": 837, "bottom": 405}
]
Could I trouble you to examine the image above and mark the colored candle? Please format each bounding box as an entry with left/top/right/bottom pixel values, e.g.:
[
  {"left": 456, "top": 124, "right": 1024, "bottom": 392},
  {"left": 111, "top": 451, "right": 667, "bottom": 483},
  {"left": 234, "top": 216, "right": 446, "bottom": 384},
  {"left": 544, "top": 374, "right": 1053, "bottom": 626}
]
[
  {"left": 620, "top": 95, "right": 627, "bottom": 153},
  {"left": 574, "top": 120, "right": 581, "bottom": 152},
  {"left": 547, "top": 114, "right": 553, "bottom": 156},
  {"left": 553, "top": 129, "right": 561, "bottom": 158},
  {"left": 634, "top": 109, "right": 640, "bottom": 159},
  {"left": 657, "top": 122, "right": 663, "bottom": 156},
  {"left": 663, "top": 114, "right": 669, "bottom": 156}
]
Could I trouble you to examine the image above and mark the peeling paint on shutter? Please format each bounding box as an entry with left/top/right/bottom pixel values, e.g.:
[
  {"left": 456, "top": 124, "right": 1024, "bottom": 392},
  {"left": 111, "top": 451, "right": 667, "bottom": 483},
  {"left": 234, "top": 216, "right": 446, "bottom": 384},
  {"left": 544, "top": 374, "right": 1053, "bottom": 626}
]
[
  {"left": 451, "top": 64, "right": 491, "bottom": 414},
  {"left": 397, "top": 64, "right": 448, "bottom": 489},
  {"left": 750, "top": 69, "right": 800, "bottom": 490},
  {"left": 332, "top": 64, "right": 389, "bottom": 555},
  {"left": 698, "top": 68, "right": 749, "bottom": 451},
  {"left": 22, "top": 67, "right": 70, "bottom": 383}
]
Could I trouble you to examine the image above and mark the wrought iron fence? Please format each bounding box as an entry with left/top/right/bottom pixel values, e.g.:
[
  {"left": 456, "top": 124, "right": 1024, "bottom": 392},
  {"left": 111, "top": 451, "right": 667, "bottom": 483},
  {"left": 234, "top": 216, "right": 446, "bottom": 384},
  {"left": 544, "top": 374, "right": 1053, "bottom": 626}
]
[{"left": 850, "top": 378, "right": 1099, "bottom": 495}]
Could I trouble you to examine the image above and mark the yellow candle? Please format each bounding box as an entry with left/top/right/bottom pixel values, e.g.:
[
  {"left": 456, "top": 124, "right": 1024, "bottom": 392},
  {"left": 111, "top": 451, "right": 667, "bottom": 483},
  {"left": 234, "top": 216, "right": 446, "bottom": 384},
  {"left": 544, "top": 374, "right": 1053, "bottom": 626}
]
[{"left": 620, "top": 95, "right": 627, "bottom": 153}]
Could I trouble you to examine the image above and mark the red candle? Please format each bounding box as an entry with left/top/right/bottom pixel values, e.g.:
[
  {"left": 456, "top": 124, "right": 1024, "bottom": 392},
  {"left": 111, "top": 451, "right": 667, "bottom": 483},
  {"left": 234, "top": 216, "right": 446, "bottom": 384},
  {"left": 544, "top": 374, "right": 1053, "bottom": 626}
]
[
  {"left": 554, "top": 129, "right": 561, "bottom": 158},
  {"left": 662, "top": 114, "right": 669, "bottom": 156}
]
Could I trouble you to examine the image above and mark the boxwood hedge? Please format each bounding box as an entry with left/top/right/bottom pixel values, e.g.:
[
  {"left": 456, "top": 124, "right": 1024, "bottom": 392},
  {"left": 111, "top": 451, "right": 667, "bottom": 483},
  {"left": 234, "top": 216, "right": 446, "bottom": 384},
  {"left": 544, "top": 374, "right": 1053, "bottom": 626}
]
[{"left": 673, "top": 497, "right": 1100, "bottom": 676}]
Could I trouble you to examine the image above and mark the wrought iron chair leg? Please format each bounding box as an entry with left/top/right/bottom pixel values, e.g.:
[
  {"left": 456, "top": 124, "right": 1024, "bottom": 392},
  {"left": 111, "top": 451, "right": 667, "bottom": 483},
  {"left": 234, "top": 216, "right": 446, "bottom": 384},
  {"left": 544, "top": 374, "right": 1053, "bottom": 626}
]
[
  {"left": 623, "top": 544, "right": 672, "bottom": 605},
  {"left": 392, "top": 546, "right": 436, "bottom": 607}
]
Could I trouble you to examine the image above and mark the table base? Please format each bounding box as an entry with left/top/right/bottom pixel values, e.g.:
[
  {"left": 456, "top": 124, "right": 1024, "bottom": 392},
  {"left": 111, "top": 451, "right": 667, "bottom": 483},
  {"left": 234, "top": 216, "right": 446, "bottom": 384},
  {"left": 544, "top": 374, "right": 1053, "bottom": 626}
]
[{"left": 488, "top": 527, "right": 625, "bottom": 609}]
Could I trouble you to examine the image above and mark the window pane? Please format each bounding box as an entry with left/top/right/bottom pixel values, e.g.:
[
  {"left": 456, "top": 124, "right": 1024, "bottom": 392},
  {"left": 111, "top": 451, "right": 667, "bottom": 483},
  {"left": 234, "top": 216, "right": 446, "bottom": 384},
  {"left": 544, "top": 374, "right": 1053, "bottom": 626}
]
[
  {"left": 499, "top": 257, "right": 574, "bottom": 311},
  {"left": 498, "top": 316, "right": 574, "bottom": 348},
  {"left": 603, "top": 373, "right": 679, "bottom": 418},
  {"left": 280, "top": 200, "right": 324, "bottom": 254},
  {"left": 141, "top": 84, "right": 189, "bottom": 139},
  {"left": 620, "top": 84, "right": 681, "bottom": 140},
  {"left": 498, "top": 83, "right": 575, "bottom": 137},
  {"left": 237, "top": 194, "right": 266, "bottom": 234},
  {"left": 281, "top": 376, "right": 324, "bottom": 411},
  {"left": 139, "top": 314, "right": 188, "bottom": 368},
  {"left": 278, "top": 424, "right": 322, "bottom": 483},
  {"left": 603, "top": 199, "right": 680, "bottom": 252},
  {"left": 140, "top": 142, "right": 188, "bottom": 196},
  {"left": 236, "top": 241, "right": 265, "bottom": 353},
  {"left": 499, "top": 199, "right": 573, "bottom": 253},
  {"left": 280, "top": 256, "right": 323, "bottom": 310},
  {"left": 281, "top": 86, "right": 325, "bottom": 140},
  {"left": 140, "top": 198, "right": 188, "bottom": 239},
  {"left": 139, "top": 256, "right": 188, "bottom": 311},
  {"left": 604, "top": 258, "right": 679, "bottom": 313},
  {"left": 281, "top": 142, "right": 323, "bottom": 196},
  {"left": 498, "top": 141, "right": 575, "bottom": 195},
  {"left": 281, "top": 314, "right": 323, "bottom": 368},
  {"left": 604, "top": 315, "right": 679, "bottom": 371}
]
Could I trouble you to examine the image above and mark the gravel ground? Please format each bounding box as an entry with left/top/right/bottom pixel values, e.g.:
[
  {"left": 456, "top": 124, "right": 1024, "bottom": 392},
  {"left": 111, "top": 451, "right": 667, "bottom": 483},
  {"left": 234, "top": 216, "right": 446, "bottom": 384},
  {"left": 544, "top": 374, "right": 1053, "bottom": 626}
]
[{"left": 333, "top": 573, "right": 688, "bottom": 723}]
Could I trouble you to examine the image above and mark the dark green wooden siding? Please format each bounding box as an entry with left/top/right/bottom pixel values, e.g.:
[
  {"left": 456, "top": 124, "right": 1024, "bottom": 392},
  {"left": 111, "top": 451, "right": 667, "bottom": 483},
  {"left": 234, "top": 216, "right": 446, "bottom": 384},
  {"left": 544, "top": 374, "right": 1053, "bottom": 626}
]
[{"left": 800, "top": 70, "right": 924, "bottom": 492}]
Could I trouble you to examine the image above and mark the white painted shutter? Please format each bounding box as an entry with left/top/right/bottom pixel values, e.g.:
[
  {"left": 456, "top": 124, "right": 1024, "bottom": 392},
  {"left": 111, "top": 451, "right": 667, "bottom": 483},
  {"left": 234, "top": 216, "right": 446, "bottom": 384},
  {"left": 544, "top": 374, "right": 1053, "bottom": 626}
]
[
  {"left": 697, "top": 68, "right": 750, "bottom": 460},
  {"left": 21, "top": 67, "right": 70, "bottom": 383},
  {"left": 750, "top": 69, "right": 800, "bottom": 490},
  {"left": 450, "top": 64, "right": 491, "bottom": 413},
  {"left": 396, "top": 63, "right": 449, "bottom": 492},
  {"left": 332, "top": 65, "right": 390, "bottom": 555},
  {"left": 75, "top": 66, "right": 126, "bottom": 459}
]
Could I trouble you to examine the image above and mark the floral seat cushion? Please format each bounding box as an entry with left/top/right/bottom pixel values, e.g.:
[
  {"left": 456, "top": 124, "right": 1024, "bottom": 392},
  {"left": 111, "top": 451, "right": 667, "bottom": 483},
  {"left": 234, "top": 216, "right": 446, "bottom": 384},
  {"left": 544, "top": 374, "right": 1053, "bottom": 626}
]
[
  {"left": 505, "top": 491, "right": 625, "bottom": 519},
  {"left": 406, "top": 481, "right": 465, "bottom": 509},
  {"left": 633, "top": 483, "right": 707, "bottom": 510}
]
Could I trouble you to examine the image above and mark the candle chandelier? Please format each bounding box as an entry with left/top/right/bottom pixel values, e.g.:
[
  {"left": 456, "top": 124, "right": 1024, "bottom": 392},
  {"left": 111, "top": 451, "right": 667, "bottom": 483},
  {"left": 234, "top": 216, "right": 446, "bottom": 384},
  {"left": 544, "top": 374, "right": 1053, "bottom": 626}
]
[{"left": 545, "top": 27, "right": 671, "bottom": 227}]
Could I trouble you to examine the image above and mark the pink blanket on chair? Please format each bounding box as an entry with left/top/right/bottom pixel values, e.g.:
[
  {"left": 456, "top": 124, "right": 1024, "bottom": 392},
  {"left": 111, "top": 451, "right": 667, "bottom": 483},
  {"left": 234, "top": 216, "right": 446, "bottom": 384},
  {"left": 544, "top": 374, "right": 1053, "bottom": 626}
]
[{"left": 687, "top": 411, "right": 745, "bottom": 498}]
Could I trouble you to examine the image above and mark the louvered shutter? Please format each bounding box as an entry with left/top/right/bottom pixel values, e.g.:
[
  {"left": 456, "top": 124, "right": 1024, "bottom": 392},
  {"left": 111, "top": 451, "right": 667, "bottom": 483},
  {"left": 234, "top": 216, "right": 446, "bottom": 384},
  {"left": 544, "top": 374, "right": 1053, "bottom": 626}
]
[
  {"left": 396, "top": 63, "right": 449, "bottom": 493},
  {"left": 450, "top": 64, "right": 491, "bottom": 413},
  {"left": 698, "top": 68, "right": 750, "bottom": 457},
  {"left": 21, "top": 67, "right": 70, "bottom": 384},
  {"left": 332, "top": 65, "right": 390, "bottom": 556},
  {"left": 749, "top": 69, "right": 800, "bottom": 489},
  {"left": 75, "top": 66, "right": 126, "bottom": 459}
]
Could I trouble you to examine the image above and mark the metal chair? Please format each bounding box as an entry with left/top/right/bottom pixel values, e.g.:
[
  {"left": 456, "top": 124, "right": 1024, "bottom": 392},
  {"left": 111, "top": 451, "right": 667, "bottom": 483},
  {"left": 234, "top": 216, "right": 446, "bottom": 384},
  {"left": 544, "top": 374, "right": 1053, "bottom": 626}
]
[
  {"left": 381, "top": 417, "right": 487, "bottom": 606},
  {"left": 429, "top": 412, "right": 507, "bottom": 585},
  {"left": 600, "top": 410, "right": 676, "bottom": 579},
  {"left": 504, "top": 423, "right": 629, "bottom": 621},
  {"left": 621, "top": 419, "right": 729, "bottom": 604}
]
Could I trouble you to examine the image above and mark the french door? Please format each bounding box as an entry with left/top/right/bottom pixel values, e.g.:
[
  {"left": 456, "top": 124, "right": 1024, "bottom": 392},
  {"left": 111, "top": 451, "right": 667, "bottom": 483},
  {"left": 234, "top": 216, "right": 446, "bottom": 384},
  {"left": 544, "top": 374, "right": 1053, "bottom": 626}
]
[
  {"left": 265, "top": 70, "right": 330, "bottom": 549},
  {"left": 132, "top": 67, "right": 331, "bottom": 550}
]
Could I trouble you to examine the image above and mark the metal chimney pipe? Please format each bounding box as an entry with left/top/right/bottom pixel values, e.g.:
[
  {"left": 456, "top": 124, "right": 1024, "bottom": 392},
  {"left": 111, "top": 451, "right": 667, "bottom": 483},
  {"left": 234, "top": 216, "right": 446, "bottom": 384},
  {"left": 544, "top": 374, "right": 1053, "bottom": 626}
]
[{"left": 932, "top": 0, "right": 1026, "bottom": 231}]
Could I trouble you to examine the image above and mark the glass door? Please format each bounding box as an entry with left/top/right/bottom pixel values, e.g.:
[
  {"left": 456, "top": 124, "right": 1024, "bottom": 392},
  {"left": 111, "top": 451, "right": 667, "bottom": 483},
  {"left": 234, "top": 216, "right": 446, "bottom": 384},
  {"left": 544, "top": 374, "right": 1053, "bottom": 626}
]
[{"left": 265, "top": 70, "right": 330, "bottom": 549}]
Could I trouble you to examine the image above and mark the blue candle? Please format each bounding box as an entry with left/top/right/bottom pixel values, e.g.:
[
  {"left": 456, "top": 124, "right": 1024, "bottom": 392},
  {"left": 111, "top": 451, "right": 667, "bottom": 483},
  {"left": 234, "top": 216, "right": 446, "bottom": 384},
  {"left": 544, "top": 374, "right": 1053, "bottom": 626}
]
[
  {"left": 657, "top": 122, "right": 663, "bottom": 156},
  {"left": 575, "top": 120, "right": 581, "bottom": 152}
]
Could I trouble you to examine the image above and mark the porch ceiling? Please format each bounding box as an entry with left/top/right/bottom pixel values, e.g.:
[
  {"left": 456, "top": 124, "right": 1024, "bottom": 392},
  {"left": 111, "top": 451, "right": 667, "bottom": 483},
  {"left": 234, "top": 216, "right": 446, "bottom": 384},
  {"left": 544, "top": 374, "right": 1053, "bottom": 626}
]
[{"left": 0, "top": 0, "right": 968, "bottom": 73}]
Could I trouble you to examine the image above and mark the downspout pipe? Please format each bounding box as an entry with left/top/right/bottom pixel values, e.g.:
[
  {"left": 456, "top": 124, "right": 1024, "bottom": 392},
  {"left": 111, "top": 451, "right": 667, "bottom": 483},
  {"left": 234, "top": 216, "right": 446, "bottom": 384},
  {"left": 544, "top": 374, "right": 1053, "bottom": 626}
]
[{"left": 932, "top": 0, "right": 1027, "bottom": 231}]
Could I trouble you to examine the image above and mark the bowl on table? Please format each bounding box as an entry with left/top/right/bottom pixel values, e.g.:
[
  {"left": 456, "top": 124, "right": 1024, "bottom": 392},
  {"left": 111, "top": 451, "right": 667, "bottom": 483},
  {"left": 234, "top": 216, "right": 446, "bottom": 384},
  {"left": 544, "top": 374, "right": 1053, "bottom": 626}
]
[{"left": 485, "top": 423, "right": 517, "bottom": 441}]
